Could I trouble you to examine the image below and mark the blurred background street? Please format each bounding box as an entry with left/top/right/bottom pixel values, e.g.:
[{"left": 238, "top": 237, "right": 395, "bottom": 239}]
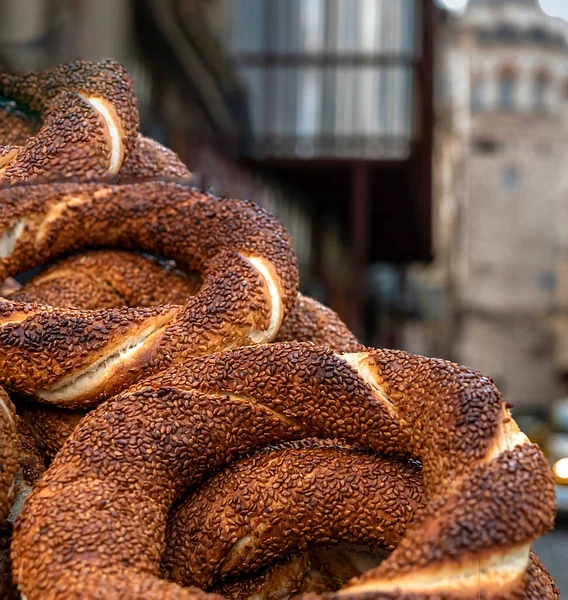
[{"left": 1, "top": 0, "right": 568, "bottom": 594}]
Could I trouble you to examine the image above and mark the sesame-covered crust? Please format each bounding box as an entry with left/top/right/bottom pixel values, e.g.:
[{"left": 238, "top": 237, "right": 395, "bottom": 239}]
[
  {"left": 0, "top": 388, "right": 18, "bottom": 521},
  {"left": 0, "top": 59, "right": 556, "bottom": 600},
  {"left": 162, "top": 441, "right": 424, "bottom": 588},
  {"left": 17, "top": 402, "right": 86, "bottom": 463},
  {"left": 275, "top": 294, "right": 363, "bottom": 352},
  {"left": 120, "top": 135, "right": 191, "bottom": 181},
  {"left": 11, "top": 342, "right": 557, "bottom": 599},
  {"left": 0, "top": 60, "right": 139, "bottom": 182},
  {"left": 10, "top": 250, "right": 201, "bottom": 309},
  {"left": 0, "top": 181, "right": 298, "bottom": 406},
  {"left": 5, "top": 412, "right": 45, "bottom": 525},
  {"left": 211, "top": 545, "right": 389, "bottom": 600},
  {"left": 13, "top": 251, "right": 356, "bottom": 353}
]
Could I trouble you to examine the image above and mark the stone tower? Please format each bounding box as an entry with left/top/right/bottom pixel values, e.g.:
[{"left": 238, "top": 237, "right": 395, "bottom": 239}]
[{"left": 455, "top": 0, "right": 568, "bottom": 406}]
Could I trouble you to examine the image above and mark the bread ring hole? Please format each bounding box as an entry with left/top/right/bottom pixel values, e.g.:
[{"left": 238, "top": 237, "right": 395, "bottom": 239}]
[{"left": 0, "top": 94, "right": 42, "bottom": 136}]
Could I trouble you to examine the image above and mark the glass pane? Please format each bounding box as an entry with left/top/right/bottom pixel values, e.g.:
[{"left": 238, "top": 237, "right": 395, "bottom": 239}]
[
  {"left": 232, "top": 0, "right": 264, "bottom": 53},
  {"left": 499, "top": 76, "right": 515, "bottom": 111},
  {"left": 297, "top": 67, "right": 322, "bottom": 137},
  {"left": 298, "top": 0, "right": 325, "bottom": 53},
  {"left": 240, "top": 67, "right": 265, "bottom": 135}
]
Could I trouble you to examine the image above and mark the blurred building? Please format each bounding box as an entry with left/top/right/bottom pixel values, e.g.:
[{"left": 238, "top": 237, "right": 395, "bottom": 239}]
[
  {"left": 136, "top": 0, "right": 436, "bottom": 343},
  {"left": 0, "top": 0, "right": 437, "bottom": 344},
  {"left": 432, "top": 0, "right": 568, "bottom": 407}
]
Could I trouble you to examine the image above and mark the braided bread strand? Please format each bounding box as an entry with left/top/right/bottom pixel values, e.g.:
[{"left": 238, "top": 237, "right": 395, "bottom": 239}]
[
  {"left": 0, "top": 61, "right": 139, "bottom": 182},
  {"left": 10, "top": 248, "right": 360, "bottom": 353},
  {"left": 0, "top": 181, "right": 298, "bottom": 406},
  {"left": 9, "top": 250, "right": 201, "bottom": 309},
  {"left": 162, "top": 441, "right": 425, "bottom": 589},
  {"left": 11, "top": 342, "right": 556, "bottom": 599},
  {"left": 0, "top": 390, "right": 18, "bottom": 522}
]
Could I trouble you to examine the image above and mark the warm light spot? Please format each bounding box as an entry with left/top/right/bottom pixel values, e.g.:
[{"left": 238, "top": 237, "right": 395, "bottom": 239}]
[{"left": 553, "top": 457, "right": 568, "bottom": 481}]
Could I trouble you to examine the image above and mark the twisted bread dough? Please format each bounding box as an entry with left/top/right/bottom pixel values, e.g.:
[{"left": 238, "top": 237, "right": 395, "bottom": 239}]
[
  {"left": 11, "top": 342, "right": 556, "bottom": 599},
  {"left": 1, "top": 400, "right": 44, "bottom": 600},
  {"left": 12, "top": 249, "right": 359, "bottom": 352},
  {"left": 212, "top": 546, "right": 389, "bottom": 600},
  {"left": 0, "top": 61, "right": 190, "bottom": 182},
  {"left": 0, "top": 60, "right": 139, "bottom": 182},
  {"left": 9, "top": 256, "right": 357, "bottom": 464},
  {"left": 210, "top": 542, "right": 555, "bottom": 600},
  {"left": 17, "top": 402, "right": 86, "bottom": 463},
  {"left": 120, "top": 135, "right": 191, "bottom": 181},
  {"left": 0, "top": 389, "right": 18, "bottom": 521},
  {"left": 0, "top": 181, "right": 298, "bottom": 406},
  {"left": 10, "top": 250, "right": 201, "bottom": 309},
  {"left": 276, "top": 294, "right": 362, "bottom": 353},
  {"left": 162, "top": 441, "right": 424, "bottom": 588}
]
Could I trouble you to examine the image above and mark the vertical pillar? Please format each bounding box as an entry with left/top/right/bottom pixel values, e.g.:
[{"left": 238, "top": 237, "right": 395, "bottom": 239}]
[
  {"left": 349, "top": 161, "right": 370, "bottom": 341},
  {"left": 418, "top": 0, "right": 435, "bottom": 259}
]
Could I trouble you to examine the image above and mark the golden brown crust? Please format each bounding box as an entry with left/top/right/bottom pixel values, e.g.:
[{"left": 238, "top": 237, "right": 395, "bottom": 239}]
[
  {"left": 11, "top": 342, "right": 556, "bottom": 599},
  {"left": 14, "top": 255, "right": 357, "bottom": 359},
  {"left": 214, "top": 553, "right": 312, "bottom": 600},
  {"left": 0, "top": 99, "right": 40, "bottom": 147},
  {"left": 276, "top": 294, "right": 363, "bottom": 353},
  {"left": 0, "top": 181, "right": 298, "bottom": 406},
  {"left": 162, "top": 442, "right": 424, "bottom": 587},
  {"left": 11, "top": 250, "right": 201, "bottom": 309},
  {"left": 120, "top": 135, "right": 191, "bottom": 181},
  {"left": 14, "top": 414, "right": 45, "bottom": 488},
  {"left": 0, "top": 388, "right": 18, "bottom": 521},
  {"left": 520, "top": 551, "right": 559, "bottom": 600},
  {"left": 17, "top": 402, "right": 86, "bottom": 462},
  {"left": 0, "top": 60, "right": 139, "bottom": 182},
  {"left": 5, "top": 412, "right": 46, "bottom": 524}
]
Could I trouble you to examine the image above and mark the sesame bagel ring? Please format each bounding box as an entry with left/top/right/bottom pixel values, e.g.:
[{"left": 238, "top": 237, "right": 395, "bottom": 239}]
[
  {"left": 0, "top": 60, "right": 139, "bottom": 182},
  {"left": 120, "top": 135, "right": 191, "bottom": 181},
  {"left": 10, "top": 248, "right": 360, "bottom": 352},
  {"left": 9, "top": 249, "right": 202, "bottom": 309},
  {"left": 0, "top": 180, "right": 298, "bottom": 407},
  {"left": 16, "top": 402, "right": 86, "bottom": 463},
  {"left": 12, "top": 342, "right": 556, "bottom": 599},
  {"left": 162, "top": 440, "right": 425, "bottom": 589}
]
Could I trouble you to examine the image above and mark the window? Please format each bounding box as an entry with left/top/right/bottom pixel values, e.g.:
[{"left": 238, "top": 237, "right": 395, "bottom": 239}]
[
  {"left": 539, "top": 271, "right": 556, "bottom": 291},
  {"left": 473, "top": 138, "right": 499, "bottom": 154},
  {"left": 496, "top": 24, "right": 517, "bottom": 40},
  {"left": 470, "top": 77, "right": 484, "bottom": 113},
  {"left": 502, "top": 167, "right": 519, "bottom": 191},
  {"left": 533, "top": 71, "right": 549, "bottom": 113},
  {"left": 498, "top": 69, "right": 516, "bottom": 111}
]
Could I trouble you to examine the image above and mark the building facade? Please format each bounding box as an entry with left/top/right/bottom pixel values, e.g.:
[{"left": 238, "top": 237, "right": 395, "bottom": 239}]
[{"left": 453, "top": 0, "right": 568, "bottom": 406}]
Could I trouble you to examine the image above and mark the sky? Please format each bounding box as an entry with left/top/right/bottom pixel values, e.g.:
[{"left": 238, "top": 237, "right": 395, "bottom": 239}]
[{"left": 436, "top": 0, "right": 568, "bottom": 20}]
